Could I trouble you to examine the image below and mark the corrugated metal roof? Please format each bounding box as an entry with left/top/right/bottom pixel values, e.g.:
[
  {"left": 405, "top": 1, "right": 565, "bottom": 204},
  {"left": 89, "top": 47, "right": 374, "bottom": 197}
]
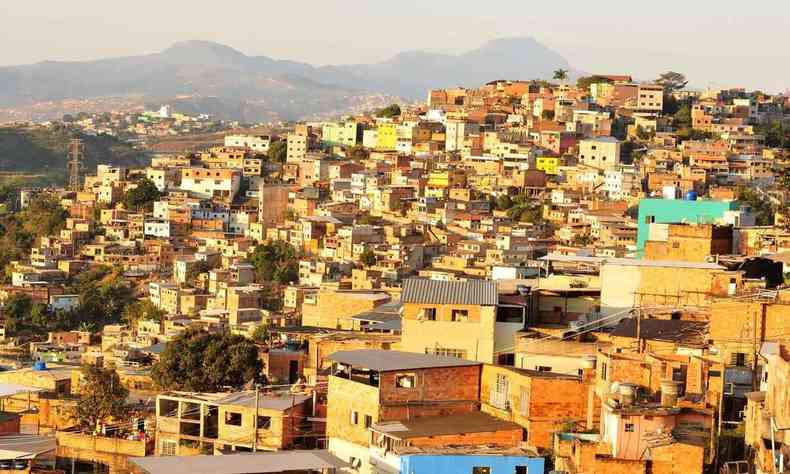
[
  {"left": 130, "top": 450, "right": 346, "bottom": 474},
  {"left": 401, "top": 278, "right": 498, "bottom": 305},
  {"left": 328, "top": 349, "right": 480, "bottom": 371}
]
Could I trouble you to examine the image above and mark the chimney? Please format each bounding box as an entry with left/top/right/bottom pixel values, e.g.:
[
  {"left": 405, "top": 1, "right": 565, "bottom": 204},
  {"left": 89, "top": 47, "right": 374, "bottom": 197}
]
[
  {"left": 619, "top": 383, "right": 636, "bottom": 407},
  {"left": 660, "top": 380, "right": 680, "bottom": 407}
]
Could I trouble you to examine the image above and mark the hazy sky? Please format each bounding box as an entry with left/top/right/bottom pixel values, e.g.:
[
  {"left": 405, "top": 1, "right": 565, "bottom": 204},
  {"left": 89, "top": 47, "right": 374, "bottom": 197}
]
[{"left": 2, "top": 0, "right": 788, "bottom": 92}]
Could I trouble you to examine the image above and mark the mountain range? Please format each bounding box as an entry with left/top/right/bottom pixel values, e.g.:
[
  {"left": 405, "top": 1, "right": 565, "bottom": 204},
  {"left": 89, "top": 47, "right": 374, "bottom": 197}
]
[{"left": 0, "top": 38, "right": 576, "bottom": 122}]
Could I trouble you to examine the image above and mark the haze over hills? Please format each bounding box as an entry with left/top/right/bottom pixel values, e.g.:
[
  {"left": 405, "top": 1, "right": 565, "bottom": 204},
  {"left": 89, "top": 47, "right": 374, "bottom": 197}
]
[{"left": 0, "top": 37, "right": 575, "bottom": 122}]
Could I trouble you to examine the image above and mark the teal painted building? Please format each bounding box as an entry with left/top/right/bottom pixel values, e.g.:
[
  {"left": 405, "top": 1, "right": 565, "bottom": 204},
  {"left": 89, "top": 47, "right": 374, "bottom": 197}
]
[{"left": 636, "top": 198, "right": 748, "bottom": 256}]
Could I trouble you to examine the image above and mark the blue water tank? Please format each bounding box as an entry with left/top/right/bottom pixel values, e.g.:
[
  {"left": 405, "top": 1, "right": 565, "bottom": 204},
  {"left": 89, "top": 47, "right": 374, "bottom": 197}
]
[
  {"left": 685, "top": 191, "right": 698, "bottom": 201},
  {"left": 33, "top": 361, "right": 47, "bottom": 371}
]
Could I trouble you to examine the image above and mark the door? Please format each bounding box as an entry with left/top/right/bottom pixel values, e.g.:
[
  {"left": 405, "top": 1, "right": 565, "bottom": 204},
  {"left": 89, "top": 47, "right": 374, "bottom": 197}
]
[{"left": 289, "top": 360, "right": 300, "bottom": 384}]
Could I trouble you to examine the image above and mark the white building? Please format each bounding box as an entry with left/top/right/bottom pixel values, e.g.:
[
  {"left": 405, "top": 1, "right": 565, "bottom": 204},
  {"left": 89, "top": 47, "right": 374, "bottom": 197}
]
[
  {"left": 224, "top": 135, "right": 272, "bottom": 153},
  {"left": 579, "top": 137, "right": 621, "bottom": 171}
]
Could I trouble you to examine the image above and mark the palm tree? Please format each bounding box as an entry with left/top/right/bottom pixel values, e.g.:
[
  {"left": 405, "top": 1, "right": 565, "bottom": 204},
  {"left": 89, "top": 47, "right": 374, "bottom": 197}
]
[{"left": 553, "top": 69, "right": 569, "bottom": 84}]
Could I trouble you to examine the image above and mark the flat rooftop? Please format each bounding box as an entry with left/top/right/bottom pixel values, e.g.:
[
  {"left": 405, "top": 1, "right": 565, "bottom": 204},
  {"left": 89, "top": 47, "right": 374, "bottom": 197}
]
[
  {"left": 329, "top": 349, "right": 480, "bottom": 372},
  {"left": 130, "top": 450, "right": 346, "bottom": 474},
  {"left": 372, "top": 412, "right": 520, "bottom": 440}
]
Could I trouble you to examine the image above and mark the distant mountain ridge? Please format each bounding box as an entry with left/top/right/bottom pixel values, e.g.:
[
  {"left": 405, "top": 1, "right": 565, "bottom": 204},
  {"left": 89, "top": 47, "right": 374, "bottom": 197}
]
[{"left": 0, "top": 38, "right": 576, "bottom": 121}]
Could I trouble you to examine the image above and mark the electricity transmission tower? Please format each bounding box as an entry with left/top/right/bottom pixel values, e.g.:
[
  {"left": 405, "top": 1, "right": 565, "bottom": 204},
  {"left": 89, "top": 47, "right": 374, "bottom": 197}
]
[{"left": 67, "top": 138, "right": 83, "bottom": 191}]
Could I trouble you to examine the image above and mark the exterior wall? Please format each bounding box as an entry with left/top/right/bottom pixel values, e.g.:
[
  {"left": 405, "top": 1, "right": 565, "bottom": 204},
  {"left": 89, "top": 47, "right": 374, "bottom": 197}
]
[
  {"left": 301, "top": 290, "right": 389, "bottom": 329},
  {"left": 636, "top": 199, "right": 737, "bottom": 254},
  {"left": 401, "top": 302, "right": 496, "bottom": 363},
  {"left": 480, "top": 365, "right": 589, "bottom": 449},
  {"left": 56, "top": 432, "right": 151, "bottom": 474},
  {"left": 326, "top": 376, "right": 380, "bottom": 447},
  {"left": 400, "top": 454, "right": 544, "bottom": 474},
  {"left": 378, "top": 365, "right": 481, "bottom": 422}
]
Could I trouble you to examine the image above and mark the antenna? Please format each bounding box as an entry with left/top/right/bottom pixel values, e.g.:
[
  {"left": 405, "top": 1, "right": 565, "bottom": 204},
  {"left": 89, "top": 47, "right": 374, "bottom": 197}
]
[{"left": 67, "top": 138, "right": 83, "bottom": 192}]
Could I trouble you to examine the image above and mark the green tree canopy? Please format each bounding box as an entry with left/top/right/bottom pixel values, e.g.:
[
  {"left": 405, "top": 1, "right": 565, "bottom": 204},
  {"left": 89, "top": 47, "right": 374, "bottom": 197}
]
[
  {"left": 151, "top": 329, "right": 263, "bottom": 392},
  {"left": 74, "top": 364, "right": 129, "bottom": 432},
  {"left": 376, "top": 104, "right": 401, "bottom": 118},
  {"left": 124, "top": 178, "right": 161, "bottom": 211},
  {"left": 553, "top": 69, "right": 569, "bottom": 82},
  {"left": 123, "top": 299, "right": 165, "bottom": 328},
  {"left": 655, "top": 71, "right": 688, "bottom": 92},
  {"left": 576, "top": 75, "right": 612, "bottom": 91},
  {"left": 267, "top": 140, "right": 287, "bottom": 164},
  {"left": 249, "top": 241, "right": 299, "bottom": 284},
  {"left": 360, "top": 248, "right": 376, "bottom": 267}
]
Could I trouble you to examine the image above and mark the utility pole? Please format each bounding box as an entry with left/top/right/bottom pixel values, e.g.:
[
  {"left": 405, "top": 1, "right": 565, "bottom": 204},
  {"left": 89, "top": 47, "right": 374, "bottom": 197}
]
[
  {"left": 252, "top": 384, "right": 259, "bottom": 452},
  {"left": 67, "top": 138, "right": 83, "bottom": 192}
]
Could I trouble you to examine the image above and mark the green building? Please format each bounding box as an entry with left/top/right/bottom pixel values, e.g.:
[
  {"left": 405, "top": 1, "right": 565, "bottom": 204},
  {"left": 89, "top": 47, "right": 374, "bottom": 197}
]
[{"left": 636, "top": 198, "right": 754, "bottom": 256}]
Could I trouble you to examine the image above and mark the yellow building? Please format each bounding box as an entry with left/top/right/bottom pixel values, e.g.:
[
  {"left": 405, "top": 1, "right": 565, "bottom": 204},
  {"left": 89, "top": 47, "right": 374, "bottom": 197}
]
[
  {"left": 536, "top": 156, "right": 560, "bottom": 175},
  {"left": 400, "top": 278, "right": 524, "bottom": 364},
  {"left": 376, "top": 123, "right": 398, "bottom": 151}
]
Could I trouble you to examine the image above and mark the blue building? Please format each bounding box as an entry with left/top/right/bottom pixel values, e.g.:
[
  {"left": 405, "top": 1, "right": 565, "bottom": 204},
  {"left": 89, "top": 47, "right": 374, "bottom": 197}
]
[{"left": 399, "top": 453, "right": 544, "bottom": 474}]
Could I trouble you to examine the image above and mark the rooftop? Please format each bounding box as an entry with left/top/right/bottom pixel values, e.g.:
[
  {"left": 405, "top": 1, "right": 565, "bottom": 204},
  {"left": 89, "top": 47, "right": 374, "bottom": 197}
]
[
  {"left": 160, "top": 391, "right": 311, "bottom": 411},
  {"left": 329, "top": 349, "right": 480, "bottom": 372},
  {"left": 402, "top": 278, "right": 498, "bottom": 305},
  {"left": 130, "top": 450, "right": 346, "bottom": 474},
  {"left": 371, "top": 412, "right": 520, "bottom": 440}
]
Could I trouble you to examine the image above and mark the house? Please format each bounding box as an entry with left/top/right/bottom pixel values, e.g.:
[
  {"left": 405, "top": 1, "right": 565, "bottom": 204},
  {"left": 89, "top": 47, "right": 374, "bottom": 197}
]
[
  {"left": 400, "top": 278, "right": 526, "bottom": 364},
  {"left": 480, "top": 364, "right": 593, "bottom": 450},
  {"left": 155, "top": 390, "right": 312, "bottom": 456},
  {"left": 635, "top": 198, "right": 755, "bottom": 256},
  {"left": 326, "top": 350, "right": 482, "bottom": 474}
]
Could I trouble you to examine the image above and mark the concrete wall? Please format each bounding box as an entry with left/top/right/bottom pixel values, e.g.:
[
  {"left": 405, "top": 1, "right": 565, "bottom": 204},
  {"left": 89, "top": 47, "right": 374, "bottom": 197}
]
[
  {"left": 401, "top": 302, "right": 496, "bottom": 363},
  {"left": 400, "top": 454, "right": 544, "bottom": 474}
]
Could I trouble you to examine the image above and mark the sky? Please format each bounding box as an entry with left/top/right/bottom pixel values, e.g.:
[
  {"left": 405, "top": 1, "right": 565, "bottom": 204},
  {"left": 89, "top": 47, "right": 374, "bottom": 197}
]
[{"left": 1, "top": 0, "right": 789, "bottom": 92}]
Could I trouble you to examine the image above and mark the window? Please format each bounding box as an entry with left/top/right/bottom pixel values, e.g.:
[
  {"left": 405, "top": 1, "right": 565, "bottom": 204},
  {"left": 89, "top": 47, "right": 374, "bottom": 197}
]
[
  {"left": 645, "top": 215, "right": 656, "bottom": 224},
  {"left": 425, "top": 348, "right": 467, "bottom": 359},
  {"left": 473, "top": 467, "right": 491, "bottom": 474},
  {"left": 364, "top": 415, "right": 373, "bottom": 429},
  {"left": 519, "top": 387, "right": 530, "bottom": 416},
  {"left": 731, "top": 352, "right": 747, "bottom": 367},
  {"left": 257, "top": 416, "right": 271, "bottom": 429},
  {"left": 515, "top": 467, "right": 529, "bottom": 474},
  {"left": 161, "top": 440, "right": 177, "bottom": 456},
  {"left": 625, "top": 423, "right": 635, "bottom": 432},
  {"left": 536, "top": 366, "right": 552, "bottom": 372},
  {"left": 395, "top": 374, "right": 416, "bottom": 389},
  {"left": 422, "top": 308, "right": 437, "bottom": 321},
  {"left": 601, "top": 362, "right": 608, "bottom": 381},
  {"left": 225, "top": 412, "right": 242, "bottom": 426},
  {"left": 350, "top": 411, "right": 359, "bottom": 425},
  {"left": 451, "top": 309, "right": 469, "bottom": 322}
]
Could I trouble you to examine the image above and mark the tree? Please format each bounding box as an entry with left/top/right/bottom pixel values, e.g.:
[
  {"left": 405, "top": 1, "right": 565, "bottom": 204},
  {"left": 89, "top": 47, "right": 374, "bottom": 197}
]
[
  {"left": 674, "top": 104, "right": 692, "bottom": 129},
  {"left": 347, "top": 145, "right": 369, "bottom": 160},
  {"left": 756, "top": 120, "right": 790, "bottom": 149},
  {"left": 576, "top": 75, "right": 612, "bottom": 91},
  {"left": 249, "top": 241, "right": 298, "bottom": 284},
  {"left": 74, "top": 364, "right": 128, "bottom": 432},
  {"left": 655, "top": 71, "right": 688, "bottom": 92},
  {"left": 360, "top": 248, "right": 376, "bottom": 267},
  {"left": 376, "top": 104, "right": 401, "bottom": 118},
  {"left": 252, "top": 324, "right": 269, "bottom": 344},
  {"left": 267, "top": 140, "right": 287, "bottom": 163},
  {"left": 553, "top": 69, "right": 569, "bottom": 83},
  {"left": 3, "top": 294, "right": 33, "bottom": 335},
  {"left": 151, "top": 329, "right": 263, "bottom": 391},
  {"left": 495, "top": 195, "right": 513, "bottom": 211},
  {"left": 122, "top": 300, "right": 165, "bottom": 327},
  {"left": 738, "top": 187, "right": 775, "bottom": 226},
  {"left": 124, "top": 178, "right": 161, "bottom": 211}
]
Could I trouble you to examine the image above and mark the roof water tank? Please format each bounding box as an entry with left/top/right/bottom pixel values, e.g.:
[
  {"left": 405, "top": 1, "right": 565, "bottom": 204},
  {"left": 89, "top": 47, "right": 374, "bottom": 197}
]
[{"left": 686, "top": 190, "right": 698, "bottom": 201}]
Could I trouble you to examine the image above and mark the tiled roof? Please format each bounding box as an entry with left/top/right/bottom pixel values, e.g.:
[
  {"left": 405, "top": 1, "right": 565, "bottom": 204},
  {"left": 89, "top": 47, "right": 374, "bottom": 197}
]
[{"left": 401, "top": 278, "right": 498, "bottom": 306}]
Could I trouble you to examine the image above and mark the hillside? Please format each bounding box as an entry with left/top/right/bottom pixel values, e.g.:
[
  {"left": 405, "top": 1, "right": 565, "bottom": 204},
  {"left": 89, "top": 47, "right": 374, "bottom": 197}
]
[
  {"left": 0, "top": 38, "right": 577, "bottom": 121},
  {"left": 0, "top": 126, "right": 147, "bottom": 182}
]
